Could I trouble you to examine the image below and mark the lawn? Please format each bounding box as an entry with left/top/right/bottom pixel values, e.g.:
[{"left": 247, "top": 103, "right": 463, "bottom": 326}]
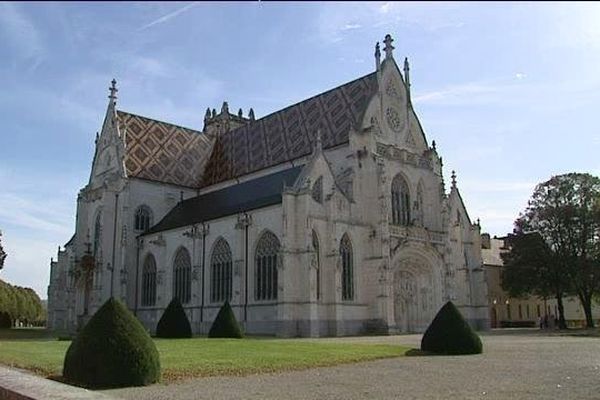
[{"left": 0, "top": 329, "right": 408, "bottom": 383}]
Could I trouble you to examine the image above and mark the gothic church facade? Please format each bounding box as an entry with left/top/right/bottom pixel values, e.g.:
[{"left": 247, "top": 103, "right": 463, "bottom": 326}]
[{"left": 47, "top": 35, "right": 489, "bottom": 336}]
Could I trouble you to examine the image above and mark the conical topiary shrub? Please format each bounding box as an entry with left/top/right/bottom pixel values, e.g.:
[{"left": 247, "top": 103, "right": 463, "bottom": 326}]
[
  {"left": 421, "top": 301, "right": 483, "bottom": 355},
  {"left": 208, "top": 301, "right": 244, "bottom": 338},
  {"left": 155, "top": 297, "right": 192, "bottom": 338},
  {"left": 63, "top": 297, "right": 160, "bottom": 388}
]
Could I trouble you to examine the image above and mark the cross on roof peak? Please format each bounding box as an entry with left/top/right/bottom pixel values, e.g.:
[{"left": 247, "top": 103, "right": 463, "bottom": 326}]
[{"left": 108, "top": 79, "right": 118, "bottom": 101}]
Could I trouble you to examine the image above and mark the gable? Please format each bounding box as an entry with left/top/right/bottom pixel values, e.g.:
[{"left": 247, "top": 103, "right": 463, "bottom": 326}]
[
  {"left": 118, "top": 111, "right": 214, "bottom": 188},
  {"left": 201, "top": 72, "right": 378, "bottom": 187}
]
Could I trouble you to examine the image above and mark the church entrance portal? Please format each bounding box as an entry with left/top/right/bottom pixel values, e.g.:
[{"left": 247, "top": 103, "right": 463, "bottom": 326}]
[{"left": 393, "top": 256, "right": 438, "bottom": 332}]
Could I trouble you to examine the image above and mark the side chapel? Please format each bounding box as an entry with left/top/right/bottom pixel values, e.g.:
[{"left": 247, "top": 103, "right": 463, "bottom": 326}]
[{"left": 47, "top": 34, "right": 489, "bottom": 336}]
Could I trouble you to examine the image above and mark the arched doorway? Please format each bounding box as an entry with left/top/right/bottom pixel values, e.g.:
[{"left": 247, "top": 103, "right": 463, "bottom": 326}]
[{"left": 392, "top": 252, "right": 441, "bottom": 333}]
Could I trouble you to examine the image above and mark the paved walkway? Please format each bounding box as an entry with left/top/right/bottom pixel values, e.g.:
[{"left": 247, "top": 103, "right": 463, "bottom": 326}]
[{"left": 105, "top": 333, "right": 600, "bottom": 400}]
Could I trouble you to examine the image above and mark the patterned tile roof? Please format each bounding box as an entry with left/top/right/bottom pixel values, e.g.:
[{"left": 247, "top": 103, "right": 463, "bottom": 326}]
[
  {"left": 117, "top": 111, "right": 214, "bottom": 188},
  {"left": 201, "top": 72, "right": 378, "bottom": 187}
]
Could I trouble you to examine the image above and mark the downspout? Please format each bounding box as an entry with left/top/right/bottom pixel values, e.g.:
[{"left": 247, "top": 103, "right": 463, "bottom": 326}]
[
  {"left": 244, "top": 213, "right": 249, "bottom": 322},
  {"left": 110, "top": 193, "right": 119, "bottom": 297},
  {"left": 200, "top": 222, "right": 207, "bottom": 323},
  {"left": 134, "top": 237, "right": 141, "bottom": 316}
]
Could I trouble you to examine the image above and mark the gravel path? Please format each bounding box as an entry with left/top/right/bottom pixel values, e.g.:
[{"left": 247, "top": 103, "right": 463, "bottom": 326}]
[{"left": 104, "top": 333, "right": 600, "bottom": 400}]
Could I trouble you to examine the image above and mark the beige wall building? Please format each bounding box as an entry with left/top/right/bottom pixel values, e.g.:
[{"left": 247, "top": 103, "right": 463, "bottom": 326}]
[{"left": 482, "top": 234, "right": 600, "bottom": 328}]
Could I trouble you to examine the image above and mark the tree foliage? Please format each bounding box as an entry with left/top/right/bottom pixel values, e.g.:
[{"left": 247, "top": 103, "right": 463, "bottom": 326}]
[
  {"left": 0, "top": 279, "right": 45, "bottom": 327},
  {"left": 504, "top": 173, "right": 600, "bottom": 328},
  {"left": 0, "top": 230, "right": 7, "bottom": 270}
]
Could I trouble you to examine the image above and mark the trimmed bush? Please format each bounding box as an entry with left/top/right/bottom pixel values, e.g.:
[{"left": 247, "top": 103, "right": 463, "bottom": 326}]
[
  {"left": 63, "top": 297, "right": 160, "bottom": 388},
  {"left": 421, "top": 301, "right": 483, "bottom": 355},
  {"left": 208, "top": 301, "right": 244, "bottom": 338},
  {"left": 155, "top": 297, "right": 192, "bottom": 338}
]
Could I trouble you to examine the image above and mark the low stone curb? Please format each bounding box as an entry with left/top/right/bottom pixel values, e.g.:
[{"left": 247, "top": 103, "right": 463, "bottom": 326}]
[{"left": 0, "top": 366, "right": 117, "bottom": 400}]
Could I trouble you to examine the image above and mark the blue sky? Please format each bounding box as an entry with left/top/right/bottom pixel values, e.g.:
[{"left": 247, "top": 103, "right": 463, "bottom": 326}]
[{"left": 1, "top": 2, "right": 599, "bottom": 298}]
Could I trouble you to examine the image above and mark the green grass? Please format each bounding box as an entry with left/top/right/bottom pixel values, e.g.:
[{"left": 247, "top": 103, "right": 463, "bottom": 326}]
[{"left": 0, "top": 329, "right": 408, "bottom": 383}]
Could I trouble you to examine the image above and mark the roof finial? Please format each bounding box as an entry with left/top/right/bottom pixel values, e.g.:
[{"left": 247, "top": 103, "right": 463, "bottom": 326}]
[
  {"left": 204, "top": 107, "right": 211, "bottom": 121},
  {"left": 248, "top": 108, "right": 255, "bottom": 121},
  {"left": 315, "top": 129, "right": 323, "bottom": 154},
  {"left": 221, "top": 101, "right": 229, "bottom": 115},
  {"left": 108, "top": 79, "right": 118, "bottom": 101},
  {"left": 374, "top": 42, "right": 381, "bottom": 71},
  {"left": 383, "top": 34, "right": 394, "bottom": 59},
  {"left": 403, "top": 57, "right": 410, "bottom": 98},
  {"left": 238, "top": 108, "right": 243, "bottom": 118},
  {"left": 451, "top": 170, "right": 457, "bottom": 188},
  {"left": 432, "top": 140, "right": 436, "bottom": 151}
]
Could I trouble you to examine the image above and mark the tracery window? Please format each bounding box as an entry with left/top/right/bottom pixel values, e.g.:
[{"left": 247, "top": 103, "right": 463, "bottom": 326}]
[
  {"left": 312, "top": 230, "right": 321, "bottom": 300},
  {"left": 391, "top": 175, "right": 411, "bottom": 225},
  {"left": 416, "top": 183, "right": 424, "bottom": 226},
  {"left": 93, "top": 211, "right": 102, "bottom": 257},
  {"left": 255, "top": 231, "right": 280, "bottom": 301},
  {"left": 92, "top": 211, "right": 102, "bottom": 287},
  {"left": 173, "top": 247, "right": 191, "bottom": 304},
  {"left": 141, "top": 254, "right": 157, "bottom": 307},
  {"left": 210, "top": 238, "right": 232, "bottom": 303},
  {"left": 312, "top": 176, "right": 323, "bottom": 203},
  {"left": 340, "top": 234, "right": 354, "bottom": 301},
  {"left": 134, "top": 206, "right": 153, "bottom": 232}
]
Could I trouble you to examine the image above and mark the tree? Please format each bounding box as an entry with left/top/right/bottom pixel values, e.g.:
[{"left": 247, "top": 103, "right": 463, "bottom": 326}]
[
  {"left": 508, "top": 173, "right": 600, "bottom": 328},
  {"left": 501, "top": 231, "right": 568, "bottom": 328},
  {"left": 0, "top": 230, "right": 7, "bottom": 270}
]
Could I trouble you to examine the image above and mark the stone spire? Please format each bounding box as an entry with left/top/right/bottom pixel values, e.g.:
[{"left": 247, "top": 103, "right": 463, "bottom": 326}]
[
  {"left": 403, "top": 57, "right": 411, "bottom": 101},
  {"left": 108, "top": 79, "right": 118, "bottom": 103},
  {"left": 238, "top": 108, "right": 243, "bottom": 118},
  {"left": 374, "top": 42, "right": 381, "bottom": 71},
  {"left": 204, "top": 107, "right": 211, "bottom": 122},
  {"left": 451, "top": 170, "right": 457, "bottom": 189},
  {"left": 248, "top": 108, "right": 255, "bottom": 121},
  {"left": 383, "top": 34, "right": 394, "bottom": 59},
  {"left": 221, "top": 101, "right": 229, "bottom": 115}
]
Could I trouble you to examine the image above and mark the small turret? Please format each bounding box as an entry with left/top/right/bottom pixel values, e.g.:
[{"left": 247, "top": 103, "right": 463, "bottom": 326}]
[{"left": 374, "top": 42, "right": 381, "bottom": 71}]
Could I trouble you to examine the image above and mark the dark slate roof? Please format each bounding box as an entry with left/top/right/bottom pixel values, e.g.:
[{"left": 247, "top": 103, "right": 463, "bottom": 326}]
[
  {"left": 144, "top": 166, "right": 303, "bottom": 235},
  {"left": 201, "top": 72, "right": 378, "bottom": 187}
]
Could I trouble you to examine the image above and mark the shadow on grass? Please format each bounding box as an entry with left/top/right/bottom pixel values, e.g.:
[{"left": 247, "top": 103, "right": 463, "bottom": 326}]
[{"left": 404, "top": 348, "right": 434, "bottom": 357}]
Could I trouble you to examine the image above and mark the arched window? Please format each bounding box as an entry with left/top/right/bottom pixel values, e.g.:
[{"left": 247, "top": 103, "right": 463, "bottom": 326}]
[
  {"left": 312, "top": 230, "right": 321, "bottom": 300},
  {"left": 134, "top": 206, "right": 153, "bottom": 232},
  {"left": 92, "top": 211, "right": 103, "bottom": 288},
  {"left": 93, "top": 211, "right": 102, "bottom": 257},
  {"left": 416, "top": 182, "right": 424, "bottom": 226},
  {"left": 391, "top": 175, "right": 411, "bottom": 225},
  {"left": 340, "top": 234, "right": 354, "bottom": 301},
  {"left": 255, "top": 231, "right": 280, "bottom": 301},
  {"left": 211, "top": 238, "right": 232, "bottom": 303},
  {"left": 173, "top": 247, "right": 191, "bottom": 304},
  {"left": 312, "top": 176, "right": 323, "bottom": 203},
  {"left": 141, "top": 254, "right": 157, "bottom": 306}
]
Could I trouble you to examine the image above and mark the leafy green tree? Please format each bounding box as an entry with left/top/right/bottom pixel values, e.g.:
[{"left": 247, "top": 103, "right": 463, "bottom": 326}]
[
  {"left": 501, "top": 231, "right": 568, "bottom": 328},
  {"left": 508, "top": 173, "right": 600, "bottom": 328},
  {"left": 0, "top": 230, "right": 6, "bottom": 270}
]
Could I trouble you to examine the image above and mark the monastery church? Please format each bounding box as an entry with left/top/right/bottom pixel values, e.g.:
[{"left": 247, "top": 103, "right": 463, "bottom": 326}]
[{"left": 47, "top": 34, "right": 489, "bottom": 337}]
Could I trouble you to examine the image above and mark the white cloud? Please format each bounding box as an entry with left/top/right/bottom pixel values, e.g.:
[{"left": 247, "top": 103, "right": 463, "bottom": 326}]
[{"left": 515, "top": 73, "right": 526, "bottom": 80}]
